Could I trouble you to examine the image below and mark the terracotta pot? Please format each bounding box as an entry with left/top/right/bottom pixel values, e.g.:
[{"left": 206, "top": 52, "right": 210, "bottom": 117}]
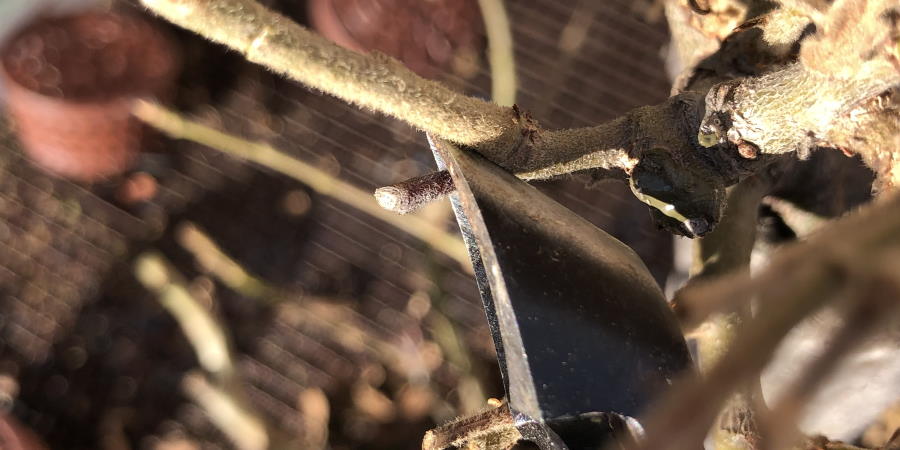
[
  {"left": 0, "top": 11, "right": 180, "bottom": 182},
  {"left": 0, "top": 414, "right": 48, "bottom": 450},
  {"left": 308, "top": 0, "right": 483, "bottom": 78}
]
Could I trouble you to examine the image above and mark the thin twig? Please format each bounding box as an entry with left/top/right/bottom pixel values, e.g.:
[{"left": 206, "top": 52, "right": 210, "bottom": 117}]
[
  {"left": 477, "top": 0, "right": 517, "bottom": 107},
  {"left": 133, "top": 100, "right": 471, "bottom": 269},
  {"left": 134, "top": 252, "right": 273, "bottom": 450},
  {"left": 182, "top": 371, "right": 270, "bottom": 450},
  {"left": 177, "top": 222, "right": 277, "bottom": 300},
  {"left": 135, "top": 252, "right": 235, "bottom": 379}
]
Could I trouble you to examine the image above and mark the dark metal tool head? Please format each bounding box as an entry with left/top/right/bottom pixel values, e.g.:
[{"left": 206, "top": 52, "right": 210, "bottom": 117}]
[{"left": 430, "top": 136, "right": 692, "bottom": 449}]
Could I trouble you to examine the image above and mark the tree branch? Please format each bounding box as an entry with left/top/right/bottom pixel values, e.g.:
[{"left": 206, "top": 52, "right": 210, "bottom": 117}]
[
  {"left": 139, "top": 0, "right": 900, "bottom": 238},
  {"left": 136, "top": 0, "right": 745, "bottom": 237},
  {"left": 140, "top": 0, "right": 640, "bottom": 176},
  {"left": 698, "top": 0, "right": 900, "bottom": 163},
  {"left": 139, "top": 0, "right": 633, "bottom": 179},
  {"left": 140, "top": 0, "right": 522, "bottom": 154},
  {"left": 686, "top": 175, "right": 774, "bottom": 450}
]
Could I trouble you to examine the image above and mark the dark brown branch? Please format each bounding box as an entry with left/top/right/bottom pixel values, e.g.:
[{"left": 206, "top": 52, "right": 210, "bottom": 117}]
[
  {"left": 685, "top": 175, "right": 774, "bottom": 449},
  {"left": 374, "top": 170, "right": 455, "bottom": 215}
]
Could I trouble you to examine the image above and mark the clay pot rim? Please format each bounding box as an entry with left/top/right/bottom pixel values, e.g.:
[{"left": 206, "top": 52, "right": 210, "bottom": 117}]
[{"left": 0, "top": 10, "right": 181, "bottom": 108}]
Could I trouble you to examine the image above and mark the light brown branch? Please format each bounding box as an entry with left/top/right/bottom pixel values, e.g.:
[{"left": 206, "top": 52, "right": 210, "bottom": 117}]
[
  {"left": 134, "top": 252, "right": 274, "bottom": 450},
  {"left": 137, "top": 0, "right": 723, "bottom": 227},
  {"left": 140, "top": 0, "right": 521, "bottom": 155},
  {"left": 139, "top": 0, "right": 634, "bottom": 177}
]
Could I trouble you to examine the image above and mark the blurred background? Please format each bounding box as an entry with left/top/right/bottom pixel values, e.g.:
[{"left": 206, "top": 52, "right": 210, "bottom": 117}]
[{"left": 0, "top": 0, "right": 719, "bottom": 449}]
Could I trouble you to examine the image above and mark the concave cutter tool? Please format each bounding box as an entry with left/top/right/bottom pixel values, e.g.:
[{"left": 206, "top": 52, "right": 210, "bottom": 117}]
[{"left": 425, "top": 136, "right": 693, "bottom": 449}]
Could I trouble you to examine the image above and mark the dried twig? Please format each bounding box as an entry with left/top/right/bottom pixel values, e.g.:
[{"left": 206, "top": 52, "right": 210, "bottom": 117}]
[
  {"left": 182, "top": 372, "right": 269, "bottom": 450},
  {"left": 135, "top": 252, "right": 235, "bottom": 379},
  {"left": 134, "top": 252, "right": 273, "bottom": 450},
  {"left": 176, "top": 222, "right": 276, "bottom": 300}
]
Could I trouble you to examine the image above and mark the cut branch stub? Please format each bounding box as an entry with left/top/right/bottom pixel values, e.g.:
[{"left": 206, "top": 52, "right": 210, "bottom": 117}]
[{"left": 374, "top": 169, "right": 455, "bottom": 214}]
